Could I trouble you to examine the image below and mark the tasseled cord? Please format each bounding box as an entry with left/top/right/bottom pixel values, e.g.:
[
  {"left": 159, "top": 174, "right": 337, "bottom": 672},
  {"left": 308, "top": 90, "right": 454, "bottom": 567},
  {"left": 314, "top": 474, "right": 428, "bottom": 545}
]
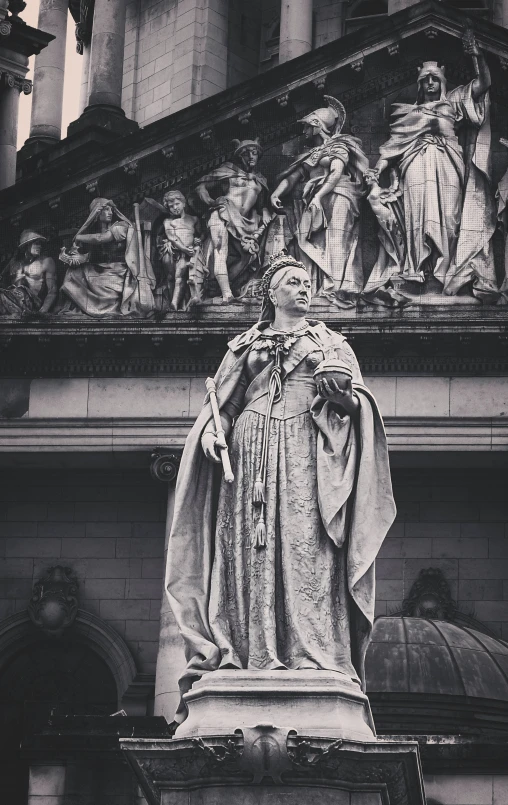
[{"left": 252, "top": 346, "right": 282, "bottom": 549}]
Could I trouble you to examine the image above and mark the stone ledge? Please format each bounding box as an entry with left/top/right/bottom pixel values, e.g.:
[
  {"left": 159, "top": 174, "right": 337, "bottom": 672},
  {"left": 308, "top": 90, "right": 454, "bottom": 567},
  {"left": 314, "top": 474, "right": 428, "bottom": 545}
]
[{"left": 0, "top": 417, "right": 506, "bottom": 453}]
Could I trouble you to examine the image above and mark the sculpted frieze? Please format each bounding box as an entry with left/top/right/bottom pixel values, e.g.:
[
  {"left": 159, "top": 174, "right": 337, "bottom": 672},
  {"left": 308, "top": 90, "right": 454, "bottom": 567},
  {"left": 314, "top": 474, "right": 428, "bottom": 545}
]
[{"left": 2, "top": 28, "right": 508, "bottom": 319}]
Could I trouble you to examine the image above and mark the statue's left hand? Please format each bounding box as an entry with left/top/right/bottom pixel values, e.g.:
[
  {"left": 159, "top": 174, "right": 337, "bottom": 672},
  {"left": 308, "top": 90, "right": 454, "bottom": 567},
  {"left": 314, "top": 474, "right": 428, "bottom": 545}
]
[{"left": 317, "top": 377, "right": 359, "bottom": 415}]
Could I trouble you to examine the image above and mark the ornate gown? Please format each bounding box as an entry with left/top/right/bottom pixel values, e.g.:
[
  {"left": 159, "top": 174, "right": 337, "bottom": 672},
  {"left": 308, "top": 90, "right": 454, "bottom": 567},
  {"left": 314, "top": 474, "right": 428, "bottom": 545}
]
[{"left": 167, "top": 320, "right": 396, "bottom": 722}]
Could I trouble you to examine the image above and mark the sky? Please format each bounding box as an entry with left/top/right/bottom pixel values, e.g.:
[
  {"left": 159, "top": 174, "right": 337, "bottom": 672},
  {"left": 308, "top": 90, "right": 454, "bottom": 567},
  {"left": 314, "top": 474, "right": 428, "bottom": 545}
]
[{"left": 18, "top": 0, "right": 82, "bottom": 147}]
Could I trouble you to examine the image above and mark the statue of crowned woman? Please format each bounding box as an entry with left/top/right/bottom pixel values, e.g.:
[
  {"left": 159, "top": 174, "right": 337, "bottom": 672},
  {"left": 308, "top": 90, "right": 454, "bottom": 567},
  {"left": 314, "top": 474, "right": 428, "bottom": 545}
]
[{"left": 166, "top": 253, "right": 396, "bottom": 736}]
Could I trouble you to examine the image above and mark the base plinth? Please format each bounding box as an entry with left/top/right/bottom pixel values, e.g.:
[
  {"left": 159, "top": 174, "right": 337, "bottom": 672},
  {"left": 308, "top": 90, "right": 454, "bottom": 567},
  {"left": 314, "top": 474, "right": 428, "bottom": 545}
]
[
  {"left": 122, "top": 731, "right": 425, "bottom": 805},
  {"left": 174, "top": 670, "right": 376, "bottom": 741}
]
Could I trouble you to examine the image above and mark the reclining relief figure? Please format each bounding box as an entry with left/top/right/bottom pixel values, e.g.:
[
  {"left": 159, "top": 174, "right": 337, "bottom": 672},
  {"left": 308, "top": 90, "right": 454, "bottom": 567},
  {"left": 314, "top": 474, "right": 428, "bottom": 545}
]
[
  {"left": 364, "top": 32, "right": 498, "bottom": 305},
  {"left": 59, "top": 197, "right": 155, "bottom": 317},
  {"left": 0, "top": 230, "right": 57, "bottom": 317},
  {"left": 193, "top": 139, "right": 274, "bottom": 304},
  {"left": 270, "top": 96, "right": 369, "bottom": 308}
]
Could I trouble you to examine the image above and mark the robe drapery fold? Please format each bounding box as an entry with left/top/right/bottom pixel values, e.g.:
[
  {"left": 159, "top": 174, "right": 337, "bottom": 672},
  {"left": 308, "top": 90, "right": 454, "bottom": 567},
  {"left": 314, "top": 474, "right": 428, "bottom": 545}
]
[
  {"left": 365, "top": 82, "right": 497, "bottom": 300},
  {"left": 166, "top": 321, "right": 395, "bottom": 722}
]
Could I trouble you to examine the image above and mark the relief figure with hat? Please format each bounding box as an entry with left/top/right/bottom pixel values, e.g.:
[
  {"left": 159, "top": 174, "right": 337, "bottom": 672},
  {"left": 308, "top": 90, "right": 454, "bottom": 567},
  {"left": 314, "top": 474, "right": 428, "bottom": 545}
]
[
  {"left": 193, "top": 139, "right": 277, "bottom": 304},
  {"left": 365, "top": 31, "right": 498, "bottom": 305},
  {"left": 270, "top": 96, "right": 369, "bottom": 308},
  {"left": 58, "top": 198, "right": 156, "bottom": 317},
  {"left": 0, "top": 230, "right": 57, "bottom": 316}
]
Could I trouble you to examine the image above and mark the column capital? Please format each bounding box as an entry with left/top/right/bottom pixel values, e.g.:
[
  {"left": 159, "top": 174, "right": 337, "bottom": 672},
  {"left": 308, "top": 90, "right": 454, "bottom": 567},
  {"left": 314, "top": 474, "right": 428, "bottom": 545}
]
[{"left": 1, "top": 70, "right": 31, "bottom": 93}]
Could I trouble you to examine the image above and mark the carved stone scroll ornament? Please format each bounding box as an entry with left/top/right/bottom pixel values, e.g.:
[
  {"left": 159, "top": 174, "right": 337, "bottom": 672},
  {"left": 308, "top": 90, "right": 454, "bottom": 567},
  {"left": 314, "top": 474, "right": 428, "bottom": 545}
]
[
  {"left": 28, "top": 566, "right": 79, "bottom": 637},
  {"left": 70, "top": 0, "right": 95, "bottom": 54},
  {"left": 1, "top": 71, "right": 32, "bottom": 94},
  {"left": 150, "top": 450, "right": 182, "bottom": 484}
]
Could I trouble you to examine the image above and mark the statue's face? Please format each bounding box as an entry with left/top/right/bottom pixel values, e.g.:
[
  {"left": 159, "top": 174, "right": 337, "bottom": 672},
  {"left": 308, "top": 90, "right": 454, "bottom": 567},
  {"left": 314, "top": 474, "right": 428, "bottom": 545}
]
[
  {"left": 164, "top": 195, "right": 185, "bottom": 216},
  {"left": 239, "top": 147, "right": 260, "bottom": 170},
  {"left": 99, "top": 205, "right": 113, "bottom": 223},
  {"left": 303, "top": 123, "right": 321, "bottom": 141},
  {"left": 269, "top": 266, "right": 311, "bottom": 314},
  {"left": 29, "top": 240, "right": 42, "bottom": 257},
  {"left": 421, "top": 74, "right": 441, "bottom": 101}
]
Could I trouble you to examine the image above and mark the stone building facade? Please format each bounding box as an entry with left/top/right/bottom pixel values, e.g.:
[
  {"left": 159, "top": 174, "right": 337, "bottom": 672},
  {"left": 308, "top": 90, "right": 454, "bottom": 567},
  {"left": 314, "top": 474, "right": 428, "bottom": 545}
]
[{"left": 0, "top": 0, "right": 508, "bottom": 802}]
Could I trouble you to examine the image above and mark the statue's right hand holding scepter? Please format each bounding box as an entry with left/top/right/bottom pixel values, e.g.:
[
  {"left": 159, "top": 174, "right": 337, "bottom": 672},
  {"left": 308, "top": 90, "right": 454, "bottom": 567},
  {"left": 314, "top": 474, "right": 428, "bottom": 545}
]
[{"left": 463, "top": 27, "right": 490, "bottom": 99}]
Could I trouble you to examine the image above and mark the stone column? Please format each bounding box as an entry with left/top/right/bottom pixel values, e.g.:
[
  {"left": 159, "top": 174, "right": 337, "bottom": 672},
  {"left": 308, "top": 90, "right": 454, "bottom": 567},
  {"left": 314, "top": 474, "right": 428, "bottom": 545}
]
[
  {"left": 78, "top": 42, "right": 91, "bottom": 117},
  {"left": 0, "top": 79, "right": 20, "bottom": 189},
  {"left": 27, "top": 763, "right": 66, "bottom": 805},
  {"left": 29, "top": 0, "right": 68, "bottom": 145},
  {"left": 279, "top": 0, "right": 313, "bottom": 64},
  {"left": 0, "top": 70, "right": 30, "bottom": 189},
  {"left": 68, "top": 0, "right": 138, "bottom": 136},
  {"left": 493, "top": 0, "right": 508, "bottom": 27},
  {"left": 88, "top": 0, "right": 126, "bottom": 108},
  {"left": 152, "top": 455, "right": 187, "bottom": 723}
]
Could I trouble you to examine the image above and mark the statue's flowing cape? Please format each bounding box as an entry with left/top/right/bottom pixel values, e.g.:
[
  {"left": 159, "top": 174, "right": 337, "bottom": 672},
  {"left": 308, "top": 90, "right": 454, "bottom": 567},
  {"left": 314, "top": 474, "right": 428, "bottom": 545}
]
[{"left": 166, "top": 321, "right": 395, "bottom": 722}]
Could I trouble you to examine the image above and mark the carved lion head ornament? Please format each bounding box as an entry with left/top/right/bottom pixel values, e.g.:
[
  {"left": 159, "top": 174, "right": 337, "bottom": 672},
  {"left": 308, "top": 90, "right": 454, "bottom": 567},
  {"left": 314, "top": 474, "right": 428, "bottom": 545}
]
[
  {"left": 298, "top": 95, "right": 346, "bottom": 138},
  {"left": 28, "top": 566, "right": 79, "bottom": 638}
]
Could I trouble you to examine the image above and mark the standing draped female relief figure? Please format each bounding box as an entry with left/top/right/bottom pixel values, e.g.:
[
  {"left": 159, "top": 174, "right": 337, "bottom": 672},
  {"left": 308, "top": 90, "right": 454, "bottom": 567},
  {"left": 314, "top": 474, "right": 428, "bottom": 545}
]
[{"left": 364, "top": 31, "right": 499, "bottom": 306}]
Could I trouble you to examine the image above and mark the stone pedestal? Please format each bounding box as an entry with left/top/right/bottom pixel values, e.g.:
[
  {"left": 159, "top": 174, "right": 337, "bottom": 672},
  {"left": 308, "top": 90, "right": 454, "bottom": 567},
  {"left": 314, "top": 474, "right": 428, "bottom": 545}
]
[
  {"left": 175, "top": 670, "right": 375, "bottom": 741},
  {"left": 122, "top": 730, "right": 425, "bottom": 805}
]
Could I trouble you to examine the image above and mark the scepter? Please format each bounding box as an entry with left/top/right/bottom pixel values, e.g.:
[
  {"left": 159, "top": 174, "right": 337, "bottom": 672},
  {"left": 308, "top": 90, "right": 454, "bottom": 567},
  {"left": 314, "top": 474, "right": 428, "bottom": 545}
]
[{"left": 205, "top": 378, "right": 234, "bottom": 483}]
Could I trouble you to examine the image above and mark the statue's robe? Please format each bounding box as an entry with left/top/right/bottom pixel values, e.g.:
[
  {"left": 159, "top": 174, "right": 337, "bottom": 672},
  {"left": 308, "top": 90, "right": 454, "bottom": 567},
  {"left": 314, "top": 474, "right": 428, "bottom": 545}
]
[{"left": 167, "top": 320, "right": 396, "bottom": 722}]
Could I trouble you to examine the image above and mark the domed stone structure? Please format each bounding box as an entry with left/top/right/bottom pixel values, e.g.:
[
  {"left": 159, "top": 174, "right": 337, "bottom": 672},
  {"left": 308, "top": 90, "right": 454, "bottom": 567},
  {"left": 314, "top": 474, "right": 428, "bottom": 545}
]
[{"left": 366, "top": 616, "right": 508, "bottom": 735}]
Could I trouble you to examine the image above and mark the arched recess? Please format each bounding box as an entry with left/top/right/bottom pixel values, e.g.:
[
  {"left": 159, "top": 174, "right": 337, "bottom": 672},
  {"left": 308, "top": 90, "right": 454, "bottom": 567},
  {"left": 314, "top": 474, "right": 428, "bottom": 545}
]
[{"left": 0, "top": 608, "right": 137, "bottom": 708}]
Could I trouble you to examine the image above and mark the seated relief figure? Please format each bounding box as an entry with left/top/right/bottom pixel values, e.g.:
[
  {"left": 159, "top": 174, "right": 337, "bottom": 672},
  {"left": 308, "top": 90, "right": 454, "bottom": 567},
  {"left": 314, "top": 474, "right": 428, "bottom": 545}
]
[
  {"left": 59, "top": 197, "right": 156, "bottom": 317},
  {"left": 364, "top": 32, "right": 498, "bottom": 305},
  {"left": 193, "top": 139, "right": 275, "bottom": 304},
  {"left": 270, "top": 96, "right": 369, "bottom": 308},
  {"left": 167, "top": 253, "right": 396, "bottom": 724},
  {"left": 0, "top": 230, "right": 57, "bottom": 317}
]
